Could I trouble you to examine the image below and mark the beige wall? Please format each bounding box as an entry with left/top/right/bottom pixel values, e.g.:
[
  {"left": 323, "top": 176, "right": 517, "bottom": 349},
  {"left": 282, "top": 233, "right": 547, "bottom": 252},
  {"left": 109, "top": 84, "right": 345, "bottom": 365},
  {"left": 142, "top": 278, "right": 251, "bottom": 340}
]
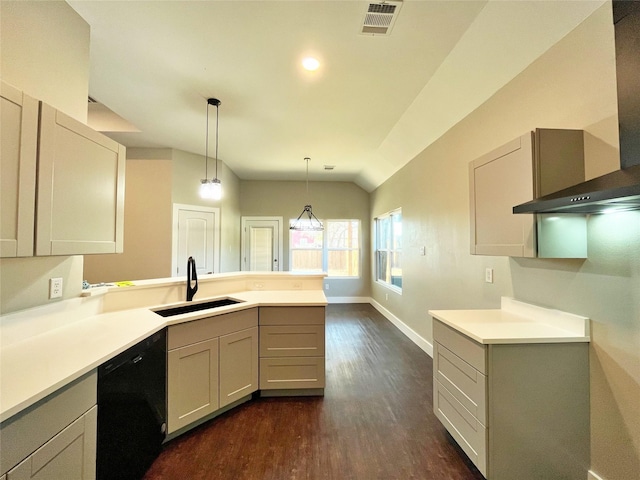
[
  {"left": 83, "top": 155, "right": 173, "bottom": 283},
  {"left": 371, "top": 4, "right": 638, "bottom": 479},
  {"left": 0, "top": 0, "right": 89, "bottom": 122},
  {"left": 240, "top": 180, "right": 371, "bottom": 299},
  {"left": 0, "top": 1, "right": 89, "bottom": 314}
]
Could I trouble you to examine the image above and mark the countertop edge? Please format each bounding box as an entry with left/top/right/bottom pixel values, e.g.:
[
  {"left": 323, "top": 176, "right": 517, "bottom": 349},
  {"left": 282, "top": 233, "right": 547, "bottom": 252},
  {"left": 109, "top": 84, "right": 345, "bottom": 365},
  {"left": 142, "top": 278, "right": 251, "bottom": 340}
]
[{"left": 429, "top": 299, "right": 591, "bottom": 345}]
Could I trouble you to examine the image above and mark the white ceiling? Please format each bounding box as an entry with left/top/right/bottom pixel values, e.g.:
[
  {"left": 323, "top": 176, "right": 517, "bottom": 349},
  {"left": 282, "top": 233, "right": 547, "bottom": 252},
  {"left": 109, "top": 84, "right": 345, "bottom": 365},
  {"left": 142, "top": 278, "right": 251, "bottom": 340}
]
[{"left": 68, "top": 0, "right": 605, "bottom": 192}]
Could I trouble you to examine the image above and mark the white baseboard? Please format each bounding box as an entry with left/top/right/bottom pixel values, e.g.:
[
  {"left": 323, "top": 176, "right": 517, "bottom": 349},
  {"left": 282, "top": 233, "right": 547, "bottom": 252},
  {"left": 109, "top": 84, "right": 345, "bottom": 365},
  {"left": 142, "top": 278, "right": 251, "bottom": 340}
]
[
  {"left": 588, "top": 470, "right": 605, "bottom": 480},
  {"left": 370, "top": 299, "right": 433, "bottom": 357},
  {"left": 326, "top": 296, "right": 370, "bottom": 304}
]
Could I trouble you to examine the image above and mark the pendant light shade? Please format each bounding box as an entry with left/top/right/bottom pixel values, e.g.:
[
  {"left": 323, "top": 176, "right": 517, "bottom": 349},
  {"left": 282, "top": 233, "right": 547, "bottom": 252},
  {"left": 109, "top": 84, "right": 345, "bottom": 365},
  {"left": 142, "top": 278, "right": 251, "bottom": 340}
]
[
  {"left": 290, "top": 157, "right": 324, "bottom": 231},
  {"left": 200, "top": 98, "right": 222, "bottom": 200}
]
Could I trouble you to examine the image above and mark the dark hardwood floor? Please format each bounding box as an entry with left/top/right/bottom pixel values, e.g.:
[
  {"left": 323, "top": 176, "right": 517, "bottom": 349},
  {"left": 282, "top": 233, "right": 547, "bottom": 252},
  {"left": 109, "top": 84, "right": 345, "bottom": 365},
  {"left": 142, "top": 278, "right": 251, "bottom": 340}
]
[{"left": 144, "top": 304, "right": 484, "bottom": 480}]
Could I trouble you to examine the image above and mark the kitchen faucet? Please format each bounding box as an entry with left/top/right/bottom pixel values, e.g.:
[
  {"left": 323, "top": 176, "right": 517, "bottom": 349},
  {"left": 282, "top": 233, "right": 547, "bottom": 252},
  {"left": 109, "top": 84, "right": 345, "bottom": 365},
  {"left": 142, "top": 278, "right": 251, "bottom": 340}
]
[{"left": 186, "top": 256, "right": 198, "bottom": 301}]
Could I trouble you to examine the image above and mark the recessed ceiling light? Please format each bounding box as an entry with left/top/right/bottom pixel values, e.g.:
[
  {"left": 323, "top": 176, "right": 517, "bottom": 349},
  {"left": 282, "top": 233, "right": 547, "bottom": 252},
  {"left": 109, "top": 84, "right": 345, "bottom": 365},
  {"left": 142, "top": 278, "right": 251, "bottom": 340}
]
[{"left": 302, "top": 57, "right": 320, "bottom": 71}]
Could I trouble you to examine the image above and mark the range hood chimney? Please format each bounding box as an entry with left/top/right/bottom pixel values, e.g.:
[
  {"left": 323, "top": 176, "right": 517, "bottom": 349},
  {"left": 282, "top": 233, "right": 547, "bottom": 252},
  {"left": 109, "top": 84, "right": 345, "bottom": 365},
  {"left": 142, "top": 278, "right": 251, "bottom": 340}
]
[{"left": 514, "top": 0, "right": 640, "bottom": 214}]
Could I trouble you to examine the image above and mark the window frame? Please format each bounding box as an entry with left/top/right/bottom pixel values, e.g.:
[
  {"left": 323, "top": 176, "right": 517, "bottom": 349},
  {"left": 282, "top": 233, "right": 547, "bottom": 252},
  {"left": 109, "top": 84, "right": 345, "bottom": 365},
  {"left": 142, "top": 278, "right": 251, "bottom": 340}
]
[
  {"left": 289, "top": 218, "right": 361, "bottom": 278},
  {"left": 374, "top": 208, "right": 402, "bottom": 292}
]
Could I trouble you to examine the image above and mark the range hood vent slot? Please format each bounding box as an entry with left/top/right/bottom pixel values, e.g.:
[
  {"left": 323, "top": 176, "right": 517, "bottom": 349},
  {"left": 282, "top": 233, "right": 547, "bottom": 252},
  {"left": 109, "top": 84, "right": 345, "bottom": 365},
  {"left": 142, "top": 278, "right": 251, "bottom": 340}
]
[{"left": 360, "top": 1, "right": 402, "bottom": 36}]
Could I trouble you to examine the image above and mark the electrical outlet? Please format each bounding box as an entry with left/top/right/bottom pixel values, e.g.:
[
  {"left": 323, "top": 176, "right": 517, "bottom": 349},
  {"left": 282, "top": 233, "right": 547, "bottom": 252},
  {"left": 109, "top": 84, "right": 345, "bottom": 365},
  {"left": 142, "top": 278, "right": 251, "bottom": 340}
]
[
  {"left": 385, "top": 293, "right": 389, "bottom": 301},
  {"left": 485, "top": 268, "right": 494, "bottom": 284},
  {"left": 50, "top": 277, "right": 63, "bottom": 299},
  {"left": 325, "top": 283, "right": 330, "bottom": 290}
]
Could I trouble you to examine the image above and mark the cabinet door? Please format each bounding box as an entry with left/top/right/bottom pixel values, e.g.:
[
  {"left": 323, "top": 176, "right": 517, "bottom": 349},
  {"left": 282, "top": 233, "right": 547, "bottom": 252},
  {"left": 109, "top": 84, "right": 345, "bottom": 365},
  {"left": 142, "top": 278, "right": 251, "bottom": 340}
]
[
  {"left": 167, "top": 338, "right": 219, "bottom": 433},
  {"left": 7, "top": 406, "right": 97, "bottom": 480},
  {"left": 36, "top": 103, "right": 125, "bottom": 255},
  {"left": 469, "top": 133, "right": 536, "bottom": 257},
  {"left": 219, "top": 327, "right": 258, "bottom": 408},
  {"left": 0, "top": 82, "right": 38, "bottom": 258}
]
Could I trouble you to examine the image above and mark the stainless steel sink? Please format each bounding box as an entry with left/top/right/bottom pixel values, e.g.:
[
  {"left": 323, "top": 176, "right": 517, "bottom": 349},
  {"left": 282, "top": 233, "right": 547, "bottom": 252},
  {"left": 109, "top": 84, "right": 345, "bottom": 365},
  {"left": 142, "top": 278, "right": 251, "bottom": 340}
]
[{"left": 152, "top": 298, "right": 243, "bottom": 317}]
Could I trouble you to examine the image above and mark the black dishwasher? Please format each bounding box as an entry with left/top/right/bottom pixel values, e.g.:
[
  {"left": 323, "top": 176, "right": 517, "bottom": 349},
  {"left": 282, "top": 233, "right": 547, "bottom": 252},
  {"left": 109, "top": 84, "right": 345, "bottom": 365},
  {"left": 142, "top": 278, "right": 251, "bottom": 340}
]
[{"left": 97, "top": 329, "right": 167, "bottom": 480}]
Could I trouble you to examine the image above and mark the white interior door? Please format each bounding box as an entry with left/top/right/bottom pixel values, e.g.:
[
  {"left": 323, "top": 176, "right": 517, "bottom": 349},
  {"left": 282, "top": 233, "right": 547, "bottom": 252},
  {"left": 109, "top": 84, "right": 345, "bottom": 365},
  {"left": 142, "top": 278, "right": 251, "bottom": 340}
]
[
  {"left": 241, "top": 217, "right": 282, "bottom": 271},
  {"left": 172, "top": 204, "right": 220, "bottom": 277}
]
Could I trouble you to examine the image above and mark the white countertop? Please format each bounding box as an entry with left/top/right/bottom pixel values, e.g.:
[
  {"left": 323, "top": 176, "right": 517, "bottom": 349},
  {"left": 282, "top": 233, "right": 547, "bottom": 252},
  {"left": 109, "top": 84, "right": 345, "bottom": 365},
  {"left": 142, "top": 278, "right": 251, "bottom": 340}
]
[
  {"left": 429, "top": 297, "right": 590, "bottom": 345},
  {"left": 0, "top": 288, "right": 327, "bottom": 423}
]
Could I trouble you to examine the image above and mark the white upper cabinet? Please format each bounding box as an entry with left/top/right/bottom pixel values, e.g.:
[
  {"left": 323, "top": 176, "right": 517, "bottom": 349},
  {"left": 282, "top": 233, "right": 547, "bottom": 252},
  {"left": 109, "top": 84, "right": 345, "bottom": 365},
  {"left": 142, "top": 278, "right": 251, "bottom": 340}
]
[
  {"left": 36, "top": 103, "right": 125, "bottom": 255},
  {"left": 0, "top": 82, "right": 38, "bottom": 258},
  {"left": 1, "top": 82, "right": 125, "bottom": 257},
  {"left": 469, "top": 129, "right": 587, "bottom": 258}
]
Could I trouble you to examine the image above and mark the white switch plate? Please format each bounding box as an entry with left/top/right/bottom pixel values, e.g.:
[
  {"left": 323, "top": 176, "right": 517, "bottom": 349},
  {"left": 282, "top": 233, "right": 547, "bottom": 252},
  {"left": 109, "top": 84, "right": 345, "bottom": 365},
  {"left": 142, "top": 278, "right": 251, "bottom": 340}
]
[
  {"left": 485, "top": 268, "right": 494, "bottom": 284},
  {"left": 50, "top": 277, "right": 63, "bottom": 299}
]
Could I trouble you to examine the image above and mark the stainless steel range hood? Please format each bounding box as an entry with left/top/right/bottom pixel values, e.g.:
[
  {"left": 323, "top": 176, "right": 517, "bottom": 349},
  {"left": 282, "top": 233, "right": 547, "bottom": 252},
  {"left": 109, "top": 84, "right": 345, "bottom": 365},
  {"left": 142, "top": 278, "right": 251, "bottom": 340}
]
[
  {"left": 513, "top": 164, "right": 640, "bottom": 213},
  {"left": 514, "top": 0, "right": 640, "bottom": 215}
]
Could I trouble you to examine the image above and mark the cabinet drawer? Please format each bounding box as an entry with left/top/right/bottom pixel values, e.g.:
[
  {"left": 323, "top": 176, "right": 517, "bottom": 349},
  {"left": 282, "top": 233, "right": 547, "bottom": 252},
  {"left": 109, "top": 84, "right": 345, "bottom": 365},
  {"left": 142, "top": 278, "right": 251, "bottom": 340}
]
[
  {"left": 168, "top": 308, "right": 258, "bottom": 350},
  {"left": 434, "top": 380, "right": 487, "bottom": 476},
  {"left": 259, "top": 306, "right": 325, "bottom": 326},
  {"left": 434, "top": 342, "right": 486, "bottom": 425},
  {"left": 259, "top": 357, "right": 325, "bottom": 390},
  {"left": 260, "top": 325, "right": 325, "bottom": 357},
  {"left": 433, "top": 320, "right": 486, "bottom": 374}
]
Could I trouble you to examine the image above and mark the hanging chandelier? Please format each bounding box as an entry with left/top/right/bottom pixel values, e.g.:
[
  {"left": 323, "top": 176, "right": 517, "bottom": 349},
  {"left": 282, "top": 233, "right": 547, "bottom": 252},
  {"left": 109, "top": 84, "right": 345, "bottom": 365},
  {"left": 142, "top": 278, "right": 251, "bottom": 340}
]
[
  {"left": 200, "top": 97, "right": 222, "bottom": 200},
  {"left": 290, "top": 157, "right": 324, "bottom": 231}
]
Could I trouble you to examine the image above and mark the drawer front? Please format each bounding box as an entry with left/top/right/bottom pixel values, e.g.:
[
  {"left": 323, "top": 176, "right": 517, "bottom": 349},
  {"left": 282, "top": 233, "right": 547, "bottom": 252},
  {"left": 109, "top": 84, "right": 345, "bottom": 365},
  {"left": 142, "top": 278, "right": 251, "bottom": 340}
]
[
  {"left": 260, "top": 325, "right": 325, "bottom": 357},
  {"left": 434, "top": 379, "right": 487, "bottom": 476},
  {"left": 259, "top": 357, "right": 325, "bottom": 390},
  {"left": 433, "top": 320, "right": 486, "bottom": 374},
  {"left": 434, "top": 342, "right": 487, "bottom": 425},
  {"left": 168, "top": 308, "right": 258, "bottom": 350},
  {"left": 259, "top": 306, "right": 325, "bottom": 326}
]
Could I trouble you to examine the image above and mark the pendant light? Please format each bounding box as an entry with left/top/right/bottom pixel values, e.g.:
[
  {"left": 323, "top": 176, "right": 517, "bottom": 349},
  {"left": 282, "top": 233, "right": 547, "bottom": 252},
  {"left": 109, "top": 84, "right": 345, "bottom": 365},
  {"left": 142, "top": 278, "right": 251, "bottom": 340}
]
[
  {"left": 290, "top": 157, "right": 324, "bottom": 231},
  {"left": 200, "top": 98, "right": 222, "bottom": 200}
]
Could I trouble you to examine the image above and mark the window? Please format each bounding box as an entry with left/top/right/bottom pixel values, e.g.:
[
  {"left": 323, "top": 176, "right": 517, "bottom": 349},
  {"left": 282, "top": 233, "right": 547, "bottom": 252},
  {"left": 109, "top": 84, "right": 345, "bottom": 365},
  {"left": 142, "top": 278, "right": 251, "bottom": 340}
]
[
  {"left": 290, "top": 220, "right": 360, "bottom": 277},
  {"left": 375, "top": 209, "right": 402, "bottom": 289}
]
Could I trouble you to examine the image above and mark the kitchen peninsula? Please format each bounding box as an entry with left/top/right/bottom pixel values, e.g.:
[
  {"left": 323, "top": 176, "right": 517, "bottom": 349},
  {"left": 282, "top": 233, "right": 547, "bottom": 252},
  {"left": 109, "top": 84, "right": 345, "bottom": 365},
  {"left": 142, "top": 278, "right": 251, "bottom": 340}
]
[{"left": 0, "top": 272, "right": 327, "bottom": 479}]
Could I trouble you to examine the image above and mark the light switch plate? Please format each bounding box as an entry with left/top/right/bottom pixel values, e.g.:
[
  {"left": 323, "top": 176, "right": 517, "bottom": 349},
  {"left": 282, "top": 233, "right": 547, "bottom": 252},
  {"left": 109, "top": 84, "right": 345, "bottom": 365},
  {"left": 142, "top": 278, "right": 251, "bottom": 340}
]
[{"left": 485, "top": 268, "right": 493, "bottom": 284}]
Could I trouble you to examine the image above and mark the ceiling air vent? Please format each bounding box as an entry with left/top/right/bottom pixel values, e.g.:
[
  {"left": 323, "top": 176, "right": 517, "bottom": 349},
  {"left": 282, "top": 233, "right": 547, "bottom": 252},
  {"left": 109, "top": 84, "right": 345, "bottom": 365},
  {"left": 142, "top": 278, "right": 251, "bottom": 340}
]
[{"left": 360, "top": 1, "right": 403, "bottom": 36}]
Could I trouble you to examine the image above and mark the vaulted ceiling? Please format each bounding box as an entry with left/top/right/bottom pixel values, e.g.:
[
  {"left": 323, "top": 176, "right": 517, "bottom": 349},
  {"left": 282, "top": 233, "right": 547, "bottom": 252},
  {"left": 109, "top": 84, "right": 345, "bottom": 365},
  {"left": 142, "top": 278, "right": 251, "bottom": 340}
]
[{"left": 68, "top": 0, "right": 604, "bottom": 191}]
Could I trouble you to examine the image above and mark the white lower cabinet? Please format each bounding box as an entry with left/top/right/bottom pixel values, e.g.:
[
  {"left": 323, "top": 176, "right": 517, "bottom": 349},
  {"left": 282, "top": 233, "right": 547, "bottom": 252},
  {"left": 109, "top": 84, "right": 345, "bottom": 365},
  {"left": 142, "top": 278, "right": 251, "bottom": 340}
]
[
  {"left": 433, "top": 320, "right": 589, "bottom": 480},
  {"left": 219, "top": 327, "right": 258, "bottom": 408},
  {"left": 0, "top": 372, "right": 97, "bottom": 480},
  {"left": 7, "top": 406, "right": 97, "bottom": 480},
  {"left": 167, "top": 338, "right": 219, "bottom": 433},
  {"left": 258, "top": 307, "right": 326, "bottom": 392},
  {"left": 166, "top": 309, "right": 258, "bottom": 434}
]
